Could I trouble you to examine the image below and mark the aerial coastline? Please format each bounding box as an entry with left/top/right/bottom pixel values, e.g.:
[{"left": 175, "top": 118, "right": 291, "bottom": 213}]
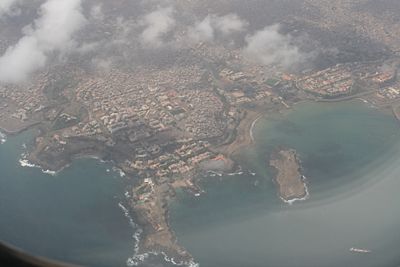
[
  {"left": 2, "top": 1, "right": 400, "bottom": 265},
  {"left": 4, "top": 59, "right": 400, "bottom": 263},
  {"left": 214, "top": 109, "right": 265, "bottom": 158},
  {"left": 269, "top": 148, "right": 309, "bottom": 203}
]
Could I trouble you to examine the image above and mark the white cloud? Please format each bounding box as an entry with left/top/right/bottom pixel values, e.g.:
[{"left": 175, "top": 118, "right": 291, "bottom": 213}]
[
  {"left": 189, "top": 15, "right": 214, "bottom": 42},
  {"left": 90, "top": 4, "right": 104, "bottom": 21},
  {"left": 0, "top": 0, "right": 86, "bottom": 83},
  {"left": 213, "top": 14, "right": 247, "bottom": 35},
  {"left": 139, "top": 7, "right": 176, "bottom": 47},
  {"left": 0, "top": 0, "right": 20, "bottom": 17},
  {"left": 243, "top": 24, "right": 305, "bottom": 70},
  {"left": 189, "top": 13, "right": 247, "bottom": 42},
  {"left": 0, "top": 37, "right": 46, "bottom": 83}
]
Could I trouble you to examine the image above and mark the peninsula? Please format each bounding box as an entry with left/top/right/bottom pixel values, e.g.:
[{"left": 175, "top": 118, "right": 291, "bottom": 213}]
[{"left": 2, "top": 0, "right": 400, "bottom": 265}]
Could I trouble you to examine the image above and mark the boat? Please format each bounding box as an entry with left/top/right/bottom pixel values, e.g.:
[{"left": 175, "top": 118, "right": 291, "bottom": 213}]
[{"left": 350, "top": 247, "right": 371, "bottom": 254}]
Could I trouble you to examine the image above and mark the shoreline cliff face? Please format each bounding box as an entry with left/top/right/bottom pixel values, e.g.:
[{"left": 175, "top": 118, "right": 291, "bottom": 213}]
[
  {"left": 128, "top": 179, "right": 194, "bottom": 263},
  {"left": 24, "top": 137, "right": 196, "bottom": 263},
  {"left": 14, "top": 103, "right": 287, "bottom": 265},
  {"left": 5, "top": 95, "right": 304, "bottom": 265},
  {"left": 269, "top": 149, "right": 308, "bottom": 203}
]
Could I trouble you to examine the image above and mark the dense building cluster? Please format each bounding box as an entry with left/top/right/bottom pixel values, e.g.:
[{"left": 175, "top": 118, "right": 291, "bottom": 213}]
[
  {"left": 0, "top": 77, "right": 46, "bottom": 123},
  {"left": 74, "top": 67, "right": 226, "bottom": 140},
  {"left": 130, "top": 140, "right": 212, "bottom": 183},
  {"left": 296, "top": 65, "right": 354, "bottom": 97},
  {"left": 378, "top": 86, "right": 400, "bottom": 100}
]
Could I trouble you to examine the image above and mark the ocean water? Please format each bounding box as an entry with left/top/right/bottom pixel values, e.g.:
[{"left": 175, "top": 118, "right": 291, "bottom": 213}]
[
  {"left": 2, "top": 100, "right": 400, "bottom": 267},
  {"left": 170, "top": 101, "right": 400, "bottom": 267},
  {"left": 0, "top": 131, "right": 185, "bottom": 267},
  {"left": 0, "top": 131, "right": 136, "bottom": 267},
  {"left": 0, "top": 131, "right": 6, "bottom": 144}
]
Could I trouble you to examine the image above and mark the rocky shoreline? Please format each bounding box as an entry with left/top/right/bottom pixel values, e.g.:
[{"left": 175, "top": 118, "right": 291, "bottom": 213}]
[
  {"left": 21, "top": 135, "right": 237, "bottom": 265},
  {"left": 6, "top": 100, "right": 288, "bottom": 265},
  {"left": 7, "top": 92, "right": 394, "bottom": 265},
  {"left": 11, "top": 97, "right": 396, "bottom": 264},
  {"left": 269, "top": 148, "right": 308, "bottom": 203}
]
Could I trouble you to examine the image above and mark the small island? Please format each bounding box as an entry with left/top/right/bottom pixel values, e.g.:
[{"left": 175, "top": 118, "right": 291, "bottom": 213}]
[
  {"left": 2, "top": 1, "right": 400, "bottom": 263},
  {"left": 269, "top": 149, "right": 308, "bottom": 203}
]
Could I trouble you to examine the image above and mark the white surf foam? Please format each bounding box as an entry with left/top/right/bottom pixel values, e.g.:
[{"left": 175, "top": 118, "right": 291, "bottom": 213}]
[
  {"left": 281, "top": 176, "right": 310, "bottom": 205},
  {"left": 0, "top": 131, "right": 6, "bottom": 144},
  {"left": 113, "top": 167, "right": 126, "bottom": 177},
  {"left": 226, "top": 170, "right": 245, "bottom": 176},
  {"left": 19, "top": 158, "right": 37, "bottom": 168},
  {"left": 118, "top": 202, "right": 200, "bottom": 267},
  {"left": 207, "top": 165, "right": 253, "bottom": 178},
  {"left": 42, "top": 169, "right": 57, "bottom": 176},
  {"left": 19, "top": 154, "right": 57, "bottom": 176},
  {"left": 207, "top": 171, "right": 222, "bottom": 177},
  {"left": 356, "top": 97, "right": 377, "bottom": 109},
  {"left": 250, "top": 116, "right": 262, "bottom": 142}
]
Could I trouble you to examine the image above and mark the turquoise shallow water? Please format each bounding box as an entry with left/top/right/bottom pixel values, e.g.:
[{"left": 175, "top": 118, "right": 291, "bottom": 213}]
[
  {"left": 2, "top": 100, "right": 400, "bottom": 267},
  {"left": 170, "top": 101, "right": 400, "bottom": 267},
  {"left": 0, "top": 131, "right": 135, "bottom": 267}
]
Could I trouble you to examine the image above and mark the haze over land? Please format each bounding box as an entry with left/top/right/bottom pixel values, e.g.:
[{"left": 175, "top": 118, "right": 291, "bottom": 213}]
[
  {"left": 1, "top": 1, "right": 400, "bottom": 266},
  {"left": 1, "top": 0, "right": 395, "bottom": 84}
]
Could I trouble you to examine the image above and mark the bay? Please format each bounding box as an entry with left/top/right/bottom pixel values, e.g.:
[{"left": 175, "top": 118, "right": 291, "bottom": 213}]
[
  {"left": 170, "top": 101, "right": 400, "bottom": 267},
  {"left": 2, "top": 100, "right": 400, "bottom": 267},
  {"left": 0, "top": 131, "right": 135, "bottom": 267}
]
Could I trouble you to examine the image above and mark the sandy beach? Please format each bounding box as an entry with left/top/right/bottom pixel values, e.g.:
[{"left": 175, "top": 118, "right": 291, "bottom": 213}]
[{"left": 215, "top": 109, "right": 264, "bottom": 158}]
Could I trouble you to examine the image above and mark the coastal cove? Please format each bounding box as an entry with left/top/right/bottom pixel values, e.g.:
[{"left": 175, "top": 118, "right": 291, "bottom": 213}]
[
  {"left": 3, "top": 1, "right": 400, "bottom": 267},
  {"left": 0, "top": 131, "right": 188, "bottom": 267},
  {"left": 0, "top": 131, "right": 136, "bottom": 267},
  {"left": 170, "top": 100, "right": 400, "bottom": 267},
  {"left": 1, "top": 100, "right": 400, "bottom": 267}
]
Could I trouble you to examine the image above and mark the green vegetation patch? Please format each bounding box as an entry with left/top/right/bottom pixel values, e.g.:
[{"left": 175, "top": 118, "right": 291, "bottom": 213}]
[{"left": 266, "top": 78, "right": 281, "bottom": 87}]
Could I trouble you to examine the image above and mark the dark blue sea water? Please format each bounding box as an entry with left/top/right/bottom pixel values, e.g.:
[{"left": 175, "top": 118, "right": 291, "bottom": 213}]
[
  {"left": 0, "top": 131, "right": 135, "bottom": 267},
  {"left": 170, "top": 101, "right": 400, "bottom": 267},
  {"left": 2, "top": 100, "right": 400, "bottom": 267}
]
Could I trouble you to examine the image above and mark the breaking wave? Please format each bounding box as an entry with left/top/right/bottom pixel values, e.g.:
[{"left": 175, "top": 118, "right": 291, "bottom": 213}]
[
  {"left": 118, "top": 202, "right": 199, "bottom": 267},
  {"left": 19, "top": 153, "right": 57, "bottom": 176},
  {"left": 207, "top": 166, "right": 256, "bottom": 178},
  {"left": 250, "top": 116, "right": 262, "bottom": 142},
  {"left": 0, "top": 131, "right": 6, "bottom": 144},
  {"left": 113, "top": 167, "right": 126, "bottom": 177},
  {"left": 281, "top": 175, "right": 310, "bottom": 205}
]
